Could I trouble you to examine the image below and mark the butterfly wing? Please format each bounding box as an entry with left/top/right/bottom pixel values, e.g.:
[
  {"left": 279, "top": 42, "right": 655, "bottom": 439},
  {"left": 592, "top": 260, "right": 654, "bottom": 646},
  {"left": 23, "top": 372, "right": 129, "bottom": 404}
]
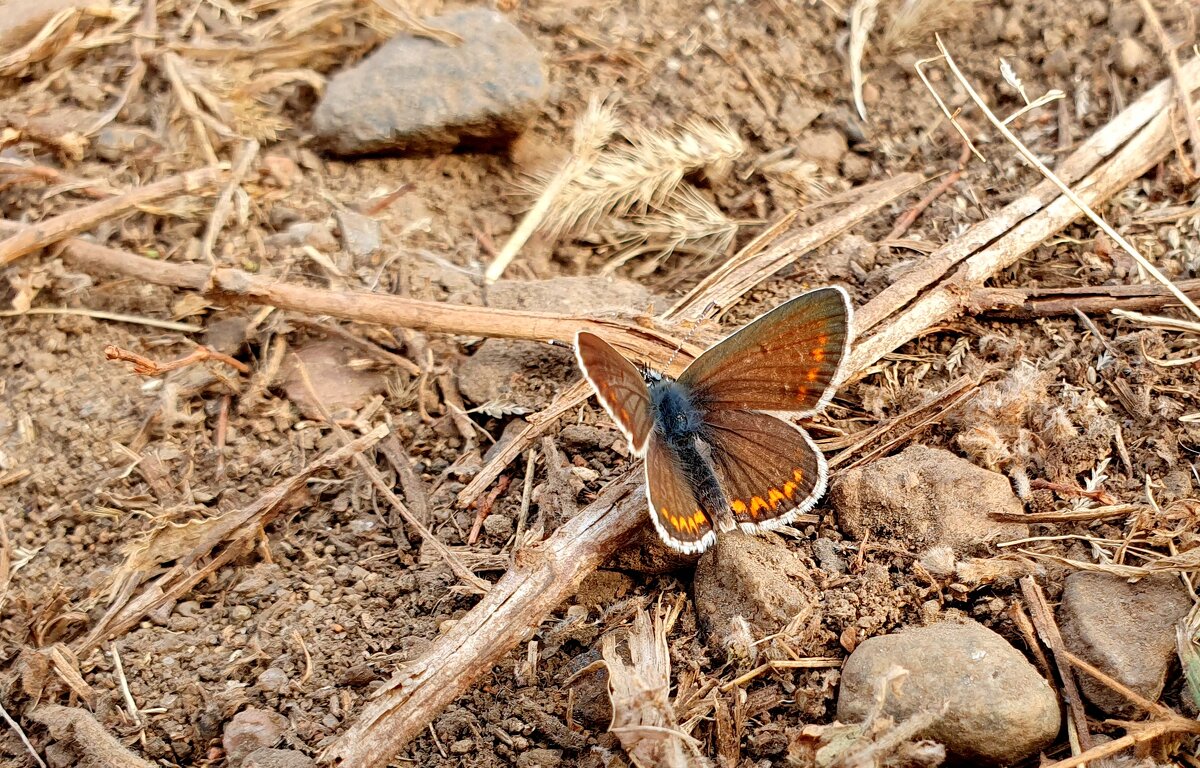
[
  {"left": 575, "top": 331, "right": 654, "bottom": 456},
  {"left": 645, "top": 434, "right": 717, "bottom": 553},
  {"left": 677, "top": 286, "right": 852, "bottom": 416},
  {"left": 701, "top": 409, "right": 827, "bottom": 532}
]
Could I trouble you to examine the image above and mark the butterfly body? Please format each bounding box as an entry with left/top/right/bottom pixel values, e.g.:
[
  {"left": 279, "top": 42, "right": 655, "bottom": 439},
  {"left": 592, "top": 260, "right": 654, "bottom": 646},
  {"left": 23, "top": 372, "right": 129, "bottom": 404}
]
[
  {"left": 575, "top": 286, "right": 852, "bottom": 554},
  {"left": 645, "top": 375, "right": 739, "bottom": 534}
]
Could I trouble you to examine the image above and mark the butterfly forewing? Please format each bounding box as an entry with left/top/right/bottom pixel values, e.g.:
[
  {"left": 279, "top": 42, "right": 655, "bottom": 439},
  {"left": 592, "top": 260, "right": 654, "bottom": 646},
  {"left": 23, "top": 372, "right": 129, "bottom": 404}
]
[
  {"left": 645, "top": 435, "right": 717, "bottom": 553},
  {"left": 702, "top": 409, "right": 827, "bottom": 531},
  {"left": 677, "top": 286, "right": 851, "bottom": 415},
  {"left": 575, "top": 331, "right": 654, "bottom": 456}
]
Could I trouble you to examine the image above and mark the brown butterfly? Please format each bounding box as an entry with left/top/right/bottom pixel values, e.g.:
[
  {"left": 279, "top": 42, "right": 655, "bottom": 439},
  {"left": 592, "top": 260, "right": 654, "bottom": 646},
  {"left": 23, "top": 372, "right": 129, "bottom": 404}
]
[{"left": 575, "top": 286, "right": 852, "bottom": 553}]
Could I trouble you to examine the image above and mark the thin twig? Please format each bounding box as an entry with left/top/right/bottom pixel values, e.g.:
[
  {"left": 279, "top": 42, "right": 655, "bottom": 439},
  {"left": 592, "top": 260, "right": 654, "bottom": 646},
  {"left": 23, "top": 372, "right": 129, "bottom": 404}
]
[
  {"left": 201, "top": 138, "right": 259, "bottom": 264},
  {"left": 0, "top": 698, "right": 46, "bottom": 768},
  {"left": 110, "top": 644, "right": 141, "bottom": 728},
  {"left": 292, "top": 358, "right": 490, "bottom": 594},
  {"left": 0, "top": 306, "right": 201, "bottom": 332},
  {"left": 935, "top": 35, "right": 1200, "bottom": 320},
  {"left": 0, "top": 165, "right": 228, "bottom": 266},
  {"left": 1135, "top": 0, "right": 1200, "bottom": 177},
  {"left": 105, "top": 344, "right": 250, "bottom": 376}
]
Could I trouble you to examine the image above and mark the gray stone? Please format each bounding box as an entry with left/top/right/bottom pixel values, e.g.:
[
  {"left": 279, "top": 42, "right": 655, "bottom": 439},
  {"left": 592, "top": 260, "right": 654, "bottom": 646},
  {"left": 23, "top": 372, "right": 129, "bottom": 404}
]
[
  {"left": 832, "top": 445, "right": 1028, "bottom": 555},
  {"left": 1059, "top": 571, "right": 1191, "bottom": 716},
  {"left": 837, "top": 621, "right": 1060, "bottom": 765},
  {"left": 334, "top": 209, "right": 382, "bottom": 261},
  {"left": 313, "top": 9, "right": 547, "bottom": 155}
]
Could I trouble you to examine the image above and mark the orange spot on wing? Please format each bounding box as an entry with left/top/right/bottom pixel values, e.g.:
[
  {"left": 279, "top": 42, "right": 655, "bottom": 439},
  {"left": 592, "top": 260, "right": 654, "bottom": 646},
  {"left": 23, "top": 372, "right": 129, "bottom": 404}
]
[
  {"left": 793, "top": 468, "right": 804, "bottom": 482},
  {"left": 783, "top": 481, "right": 797, "bottom": 499},
  {"left": 812, "top": 348, "right": 825, "bottom": 361},
  {"left": 731, "top": 499, "right": 748, "bottom": 515},
  {"left": 768, "top": 488, "right": 785, "bottom": 508},
  {"left": 750, "top": 496, "right": 769, "bottom": 516},
  {"left": 806, "top": 369, "right": 818, "bottom": 381}
]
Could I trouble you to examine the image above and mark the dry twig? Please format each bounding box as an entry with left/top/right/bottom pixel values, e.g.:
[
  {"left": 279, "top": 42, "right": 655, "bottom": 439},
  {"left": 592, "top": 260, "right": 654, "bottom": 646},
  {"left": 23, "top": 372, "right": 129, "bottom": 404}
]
[{"left": 0, "top": 166, "right": 228, "bottom": 266}]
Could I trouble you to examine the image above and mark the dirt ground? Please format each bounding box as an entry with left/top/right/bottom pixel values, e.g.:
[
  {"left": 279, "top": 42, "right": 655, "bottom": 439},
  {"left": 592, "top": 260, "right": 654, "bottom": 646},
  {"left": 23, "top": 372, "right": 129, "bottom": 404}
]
[{"left": 2, "top": 0, "right": 1200, "bottom": 766}]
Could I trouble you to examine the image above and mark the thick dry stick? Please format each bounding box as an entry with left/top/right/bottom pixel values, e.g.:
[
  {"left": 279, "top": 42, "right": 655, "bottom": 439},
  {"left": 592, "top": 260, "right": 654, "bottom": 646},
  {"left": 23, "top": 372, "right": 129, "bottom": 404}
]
[
  {"left": 0, "top": 166, "right": 228, "bottom": 266},
  {"left": 10, "top": 232, "right": 687, "bottom": 366},
  {"left": 853, "top": 56, "right": 1199, "bottom": 335},
  {"left": 849, "top": 67, "right": 1196, "bottom": 374},
  {"left": 321, "top": 475, "right": 644, "bottom": 767}
]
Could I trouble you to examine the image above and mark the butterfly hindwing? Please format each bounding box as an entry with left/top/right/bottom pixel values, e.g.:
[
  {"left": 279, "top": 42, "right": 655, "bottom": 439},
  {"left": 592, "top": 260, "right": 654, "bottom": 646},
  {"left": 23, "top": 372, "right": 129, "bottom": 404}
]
[
  {"left": 645, "top": 434, "right": 717, "bottom": 554},
  {"left": 677, "top": 286, "right": 852, "bottom": 415},
  {"left": 701, "top": 409, "right": 827, "bottom": 531},
  {"left": 575, "top": 331, "right": 654, "bottom": 456}
]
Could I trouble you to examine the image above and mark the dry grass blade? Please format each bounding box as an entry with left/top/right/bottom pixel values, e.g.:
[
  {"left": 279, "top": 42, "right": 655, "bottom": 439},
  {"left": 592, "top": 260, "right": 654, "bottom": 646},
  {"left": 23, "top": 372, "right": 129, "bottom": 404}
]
[
  {"left": 934, "top": 35, "right": 1200, "bottom": 320},
  {"left": 76, "top": 424, "right": 387, "bottom": 654},
  {"left": 667, "top": 172, "right": 924, "bottom": 322},
  {"left": 603, "top": 601, "right": 696, "bottom": 768},
  {"left": 848, "top": 0, "right": 879, "bottom": 121},
  {"left": 1112, "top": 308, "right": 1200, "bottom": 334},
  {"left": 1135, "top": 0, "right": 1200, "bottom": 177}
]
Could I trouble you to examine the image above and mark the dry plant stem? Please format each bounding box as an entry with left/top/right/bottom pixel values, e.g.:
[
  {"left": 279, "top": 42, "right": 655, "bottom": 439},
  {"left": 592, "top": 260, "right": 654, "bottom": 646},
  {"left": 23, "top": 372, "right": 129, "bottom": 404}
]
[
  {"left": 0, "top": 698, "right": 46, "bottom": 768},
  {"left": 886, "top": 140, "right": 973, "bottom": 240},
  {"left": 201, "top": 138, "right": 259, "bottom": 263},
  {"left": 972, "top": 279, "right": 1200, "bottom": 318},
  {"left": 856, "top": 55, "right": 1200, "bottom": 336},
  {"left": 0, "top": 306, "right": 200, "bottom": 332},
  {"left": 293, "top": 362, "right": 490, "bottom": 594},
  {"left": 1044, "top": 720, "right": 1195, "bottom": 768},
  {"left": 666, "top": 172, "right": 924, "bottom": 322},
  {"left": 851, "top": 59, "right": 1200, "bottom": 373},
  {"left": 456, "top": 380, "right": 590, "bottom": 507},
  {"left": 105, "top": 344, "right": 249, "bottom": 376},
  {"left": 486, "top": 157, "right": 581, "bottom": 283},
  {"left": 75, "top": 424, "right": 387, "bottom": 654},
  {"left": 16, "top": 230, "right": 688, "bottom": 365},
  {"left": 1020, "top": 577, "right": 1092, "bottom": 752},
  {"left": 321, "top": 475, "right": 644, "bottom": 768},
  {"left": 0, "top": 166, "right": 228, "bottom": 266},
  {"left": 1135, "top": 0, "right": 1200, "bottom": 176},
  {"left": 1061, "top": 649, "right": 1175, "bottom": 718},
  {"left": 936, "top": 37, "right": 1200, "bottom": 319}
]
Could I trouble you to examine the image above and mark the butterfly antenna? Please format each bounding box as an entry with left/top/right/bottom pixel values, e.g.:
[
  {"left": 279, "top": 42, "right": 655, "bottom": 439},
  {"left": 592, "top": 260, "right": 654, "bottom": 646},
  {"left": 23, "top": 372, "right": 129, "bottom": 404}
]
[{"left": 663, "top": 309, "right": 713, "bottom": 373}]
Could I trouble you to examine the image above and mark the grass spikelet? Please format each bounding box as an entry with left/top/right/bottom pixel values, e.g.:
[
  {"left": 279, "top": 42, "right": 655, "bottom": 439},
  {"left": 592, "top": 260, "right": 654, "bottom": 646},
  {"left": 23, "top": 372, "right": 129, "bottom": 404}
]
[
  {"left": 544, "top": 118, "right": 744, "bottom": 239},
  {"left": 602, "top": 185, "right": 739, "bottom": 274}
]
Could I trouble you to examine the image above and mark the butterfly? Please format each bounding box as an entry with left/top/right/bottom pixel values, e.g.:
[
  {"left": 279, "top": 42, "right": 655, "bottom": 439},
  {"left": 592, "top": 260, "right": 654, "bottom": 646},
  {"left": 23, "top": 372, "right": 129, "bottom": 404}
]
[{"left": 575, "top": 286, "right": 852, "bottom": 554}]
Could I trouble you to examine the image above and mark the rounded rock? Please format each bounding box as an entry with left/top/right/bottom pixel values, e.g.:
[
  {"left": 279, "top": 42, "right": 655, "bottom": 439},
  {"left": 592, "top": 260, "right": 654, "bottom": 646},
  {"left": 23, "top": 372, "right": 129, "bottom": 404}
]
[
  {"left": 837, "top": 621, "right": 1060, "bottom": 765},
  {"left": 312, "top": 9, "right": 547, "bottom": 155},
  {"left": 1058, "top": 571, "right": 1191, "bottom": 716}
]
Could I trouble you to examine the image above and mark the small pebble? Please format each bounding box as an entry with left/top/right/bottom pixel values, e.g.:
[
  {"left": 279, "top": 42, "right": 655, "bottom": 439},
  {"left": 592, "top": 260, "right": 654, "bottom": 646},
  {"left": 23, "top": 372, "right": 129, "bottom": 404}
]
[{"left": 1114, "top": 37, "right": 1150, "bottom": 77}]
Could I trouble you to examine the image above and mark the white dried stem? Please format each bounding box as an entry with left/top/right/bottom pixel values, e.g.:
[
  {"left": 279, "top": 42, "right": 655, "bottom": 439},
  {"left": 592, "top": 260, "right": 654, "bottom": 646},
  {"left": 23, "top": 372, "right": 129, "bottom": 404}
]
[{"left": 604, "top": 602, "right": 697, "bottom": 768}]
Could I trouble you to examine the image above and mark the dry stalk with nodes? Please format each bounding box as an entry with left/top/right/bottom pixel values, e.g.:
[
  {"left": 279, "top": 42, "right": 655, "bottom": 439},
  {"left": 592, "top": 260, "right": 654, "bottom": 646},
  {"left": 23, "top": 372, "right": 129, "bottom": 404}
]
[{"left": 485, "top": 98, "right": 745, "bottom": 282}]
